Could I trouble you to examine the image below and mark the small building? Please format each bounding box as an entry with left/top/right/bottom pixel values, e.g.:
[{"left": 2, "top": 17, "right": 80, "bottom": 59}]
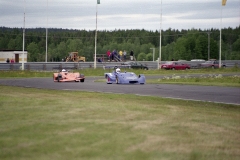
[{"left": 0, "top": 50, "right": 28, "bottom": 63}]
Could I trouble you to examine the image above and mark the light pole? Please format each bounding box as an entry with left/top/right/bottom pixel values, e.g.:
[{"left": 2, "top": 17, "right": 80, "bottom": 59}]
[
  {"left": 94, "top": 0, "right": 100, "bottom": 69},
  {"left": 46, "top": 0, "right": 48, "bottom": 62},
  {"left": 219, "top": 0, "right": 226, "bottom": 68},
  {"left": 158, "top": 0, "right": 162, "bottom": 69},
  {"left": 150, "top": 48, "right": 155, "bottom": 62},
  {"left": 220, "top": 6, "right": 222, "bottom": 68},
  {"left": 22, "top": 0, "right": 26, "bottom": 70},
  {"left": 207, "top": 32, "right": 211, "bottom": 60}
]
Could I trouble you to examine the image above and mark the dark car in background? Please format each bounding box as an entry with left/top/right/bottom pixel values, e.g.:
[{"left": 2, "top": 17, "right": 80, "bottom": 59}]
[
  {"left": 200, "top": 60, "right": 226, "bottom": 68},
  {"left": 161, "top": 61, "right": 191, "bottom": 70},
  {"left": 121, "top": 61, "right": 148, "bottom": 70}
]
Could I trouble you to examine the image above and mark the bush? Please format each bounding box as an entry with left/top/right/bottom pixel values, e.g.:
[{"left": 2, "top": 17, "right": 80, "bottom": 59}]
[
  {"left": 137, "top": 52, "right": 146, "bottom": 61},
  {"left": 146, "top": 53, "right": 153, "bottom": 61}
]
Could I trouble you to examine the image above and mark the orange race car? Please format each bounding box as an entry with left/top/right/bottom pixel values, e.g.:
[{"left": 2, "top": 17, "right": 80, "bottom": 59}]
[{"left": 53, "top": 69, "right": 85, "bottom": 82}]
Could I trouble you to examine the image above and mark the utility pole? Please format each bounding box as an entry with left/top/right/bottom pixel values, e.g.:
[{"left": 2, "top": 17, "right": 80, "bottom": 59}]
[
  {"left": 158, "top": 0, "right": 162, "bottom": 69},
  {"left": 22, "top": 0, "right": 26, "bottom": 70},
  {"left": 220, "top": 0, "right": 227, "bottom": 68},
  {"left": 94, "top": 0, "right": 100, "bottom": 69},
  {"left": 207, "top": 32, "right": 211, "bottom": 60},
  {"left": 46, "top": 0, "right": 48, "bottom": 62}
]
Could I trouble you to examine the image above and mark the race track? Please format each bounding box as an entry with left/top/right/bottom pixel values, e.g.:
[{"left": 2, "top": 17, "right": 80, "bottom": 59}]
[{"left": 0, "top": 76, "right": 239, "bottom": 105}]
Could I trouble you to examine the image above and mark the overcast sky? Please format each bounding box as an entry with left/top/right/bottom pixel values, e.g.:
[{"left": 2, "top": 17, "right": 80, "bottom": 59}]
[{"left": 0, "top": 0, "right": 239, "bottom": 31}]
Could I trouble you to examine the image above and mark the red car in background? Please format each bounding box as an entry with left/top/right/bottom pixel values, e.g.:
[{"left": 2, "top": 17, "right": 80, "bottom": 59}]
[{"left": 161, "top": 61, "right": 191, "bottom": 70}]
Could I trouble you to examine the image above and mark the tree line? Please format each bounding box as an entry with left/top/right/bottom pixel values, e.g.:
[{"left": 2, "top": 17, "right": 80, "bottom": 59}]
[{"left": 0, "top": 26, "right": 239, "bottom": 62}]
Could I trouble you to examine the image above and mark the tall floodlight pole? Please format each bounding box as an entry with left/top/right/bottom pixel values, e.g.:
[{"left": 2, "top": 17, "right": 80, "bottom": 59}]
[
  {"left": 220, "top": 0, "right": 227, "bottom": 68},
  {"left": 22, "top": 0, "right": 26, "bottom": 70},
  {"left": 158, "top": 0, "right": 162, "bottom": 69},
  {"left": 219, "top": 4, "right": 222, "bottom": 68},
  {"left": 94, "top": 0, "right": 100, "bottom": 69},
  {"left": 46, "top": 0, "right": 48, "bottom": 62},
  {"left": 207, "top": 32, "right": 211, "bottom": 60}
]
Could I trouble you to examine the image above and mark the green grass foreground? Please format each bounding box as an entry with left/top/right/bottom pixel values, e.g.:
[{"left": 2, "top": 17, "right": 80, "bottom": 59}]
[{"left": 0, "top": 86, "right": 239, "bottom": 160}]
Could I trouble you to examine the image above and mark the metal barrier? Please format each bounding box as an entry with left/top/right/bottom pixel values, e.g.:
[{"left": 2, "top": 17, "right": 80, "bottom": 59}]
[{"left": 0, "top": 60, "right": 239, "bottom": 71}]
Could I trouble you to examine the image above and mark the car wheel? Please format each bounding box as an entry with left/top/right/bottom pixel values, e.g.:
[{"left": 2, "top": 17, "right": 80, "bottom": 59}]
[
  {"left": 211, "top": 66, "right": 214, "bottom": 69},
  {"left": 80, "top": 79, "right": 84, "bottom": 82},
  {"left": 172, "top": 68, "right": 175, "bottom": 70}
]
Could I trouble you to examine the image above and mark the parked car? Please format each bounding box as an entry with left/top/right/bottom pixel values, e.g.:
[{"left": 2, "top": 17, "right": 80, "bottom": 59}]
[
  {"left": 200, "top": 60, "right": 226, "bottom": 68},
  {"left": 191, "top": 59, "right": 205, "bottom": 62},
  {"left": 121, "top": 61, "right": 148, "bottom": 70},
  {"left": 161, "top": 61, "right": 191, "bottom": 70}
]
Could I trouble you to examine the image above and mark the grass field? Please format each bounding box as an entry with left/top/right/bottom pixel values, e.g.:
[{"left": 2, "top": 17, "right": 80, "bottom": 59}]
[
  {"left": 0, "top": 68, "right": 240, "bottom": 159},
  {"left": 147, "top": 75, "right": 240, "bottom": 87},
  {"left": 0, "top": 86, "right": 240, "bottom": 160}
]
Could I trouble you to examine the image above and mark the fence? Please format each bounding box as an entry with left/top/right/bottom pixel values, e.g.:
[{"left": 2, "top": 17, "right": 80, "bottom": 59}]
[{"left": 0, "top": 60, "right": 239, "bottom": 71}]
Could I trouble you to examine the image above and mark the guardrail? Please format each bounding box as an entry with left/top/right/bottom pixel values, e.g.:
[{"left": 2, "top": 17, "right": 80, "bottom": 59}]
[{"left": 0, "top": 60, "right": 239, "bottom": 71}]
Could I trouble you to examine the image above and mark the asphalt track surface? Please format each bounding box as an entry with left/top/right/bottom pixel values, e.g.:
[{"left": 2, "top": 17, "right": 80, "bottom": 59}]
[{"left": 0, "top": 75, "right": 239, "bottom": 105}]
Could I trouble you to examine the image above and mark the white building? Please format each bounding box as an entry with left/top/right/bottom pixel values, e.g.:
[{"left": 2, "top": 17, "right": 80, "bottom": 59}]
[{"left": 0, "top": 50, "right": 28, "bottom": 63}]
